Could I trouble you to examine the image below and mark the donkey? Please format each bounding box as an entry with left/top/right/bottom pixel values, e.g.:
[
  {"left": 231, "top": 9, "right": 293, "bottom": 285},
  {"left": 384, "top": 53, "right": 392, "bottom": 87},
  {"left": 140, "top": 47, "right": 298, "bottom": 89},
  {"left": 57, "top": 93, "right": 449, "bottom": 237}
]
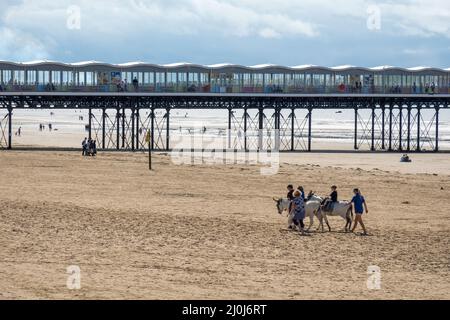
[
  {"left": 273, "top": 192, "right": 321, "bottom": 231},
  {"left": 308, "top": 193, "right": 353, "bottom": 232}
]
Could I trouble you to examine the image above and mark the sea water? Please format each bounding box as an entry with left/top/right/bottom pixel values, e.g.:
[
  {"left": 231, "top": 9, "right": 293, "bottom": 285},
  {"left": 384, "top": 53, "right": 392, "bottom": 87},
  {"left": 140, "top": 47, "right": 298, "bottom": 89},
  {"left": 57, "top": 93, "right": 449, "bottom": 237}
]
[{"left": 3, "top": 108, "right": 450, "bottom": 150}]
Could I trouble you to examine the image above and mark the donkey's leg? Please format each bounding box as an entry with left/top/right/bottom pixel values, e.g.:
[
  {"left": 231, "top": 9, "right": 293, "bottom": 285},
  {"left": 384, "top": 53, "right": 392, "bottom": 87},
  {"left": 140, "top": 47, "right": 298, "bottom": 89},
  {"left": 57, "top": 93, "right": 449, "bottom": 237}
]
[
  {"left": 324, "top": 215, "right": 331, "bottom": 232},
  {"left": 345, "top": 209, "right": 353, "bottom": 232},
  {"left": 307, "top": 213, "right": 314, "bottom": 231}
]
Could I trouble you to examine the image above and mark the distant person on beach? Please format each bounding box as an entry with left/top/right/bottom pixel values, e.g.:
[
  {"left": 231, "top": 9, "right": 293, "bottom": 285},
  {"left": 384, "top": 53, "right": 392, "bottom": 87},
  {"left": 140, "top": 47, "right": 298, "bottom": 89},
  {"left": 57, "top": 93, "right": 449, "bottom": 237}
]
[
  {"left": 18, "top": 127, "right": 21, "bottom": 136},
  {"left": 82, "top": 138, "right": 88, "bottom": 156},
  {"left": 91, "top": 140, "right": 97, "bottom": 156},
  {"left": 351, "top": 188, "right": 368, "bottom": 235}
]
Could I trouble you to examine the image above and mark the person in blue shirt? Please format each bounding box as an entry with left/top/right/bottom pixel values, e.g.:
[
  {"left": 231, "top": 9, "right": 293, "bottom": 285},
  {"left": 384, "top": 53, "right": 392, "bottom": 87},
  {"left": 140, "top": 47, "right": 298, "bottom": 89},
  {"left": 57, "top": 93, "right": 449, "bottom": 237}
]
[{"left": 350, "top": 188, "right": 369, "bottom": 235}]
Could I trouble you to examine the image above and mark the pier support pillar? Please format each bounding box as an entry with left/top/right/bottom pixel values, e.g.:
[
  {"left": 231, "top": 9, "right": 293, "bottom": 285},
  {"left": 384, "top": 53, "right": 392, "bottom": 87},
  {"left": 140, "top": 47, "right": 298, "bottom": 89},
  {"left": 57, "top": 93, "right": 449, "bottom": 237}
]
[
  {"left": 102, "top": 108, "right": 106, "bottom": 149},
  {"left": 416, "top": 106, "right": 421, "bottom": 152},
  {"left": 121, "top": 106, "right": 126, "bottom": 149},
  {"left": 244, "top": 108, "right": 248, "bottom": 151},
  {"left": 407, "top": 106, "right": 411, "bottom": 151},
  {"left": 166, "top": 108, "right": 170, "bottom": 151},
  {"left": 274, "top": 109, "right": 280, "bottom": 151},
  {"left": 371, "top": 107, "right": 375, "bottom": 151},
  {"left": 258, "top": 108, "right": 264, "bottom": 151},
  {"left": 388, "top": 106, "right": 393, "bottom": 151},
  {"left": 291, "top": 109, "right": 295, "bottom": 151},
  {"left": 381, "top": 107, "right": 386, "bottom": 150},
  {"left": 7, "top": 107, "right": 12, "bottom": 150},
  {"left": 151, "top": 108, "right": 155, "bottom": 151},
  {"left": 399, "top": 105, "right": 403, "bottom": 151},
  {"left": 131, "top": 105, "right": 135, "bottom": 151},
  {"left": 354, "top": 108, "right": 358, "bottom": 150},
  {"left": 116, "top": 108, "right": 120, "bottom": 150},
  {"left": 228, "top": 108, "right": 232, "bottom": 149},
  {"left": 435, "top": 107, "right": 439, "bottom": 152},
  {"left": 88, "top": 108, "right": 92, "bottom": 140},
  {"left": 135, "top": 104, "right": 140, "bottom": 150},
  {"left": 308, "top": 108, "right": 312, "bottom": 152}
]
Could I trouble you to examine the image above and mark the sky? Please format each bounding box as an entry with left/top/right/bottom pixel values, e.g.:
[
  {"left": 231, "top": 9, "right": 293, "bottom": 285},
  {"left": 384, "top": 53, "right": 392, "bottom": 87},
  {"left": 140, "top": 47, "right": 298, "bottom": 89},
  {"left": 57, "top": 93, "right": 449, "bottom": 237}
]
[{"left": 0, "top": 0, "right": 449, "bottom": 68}]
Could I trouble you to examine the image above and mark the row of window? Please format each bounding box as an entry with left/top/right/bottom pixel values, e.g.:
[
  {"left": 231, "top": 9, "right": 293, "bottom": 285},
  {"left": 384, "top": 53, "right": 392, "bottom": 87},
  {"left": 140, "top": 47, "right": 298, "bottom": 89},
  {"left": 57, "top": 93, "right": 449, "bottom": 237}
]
[{"left": 0, "top": 70, "right": 449, "bottom": 94}]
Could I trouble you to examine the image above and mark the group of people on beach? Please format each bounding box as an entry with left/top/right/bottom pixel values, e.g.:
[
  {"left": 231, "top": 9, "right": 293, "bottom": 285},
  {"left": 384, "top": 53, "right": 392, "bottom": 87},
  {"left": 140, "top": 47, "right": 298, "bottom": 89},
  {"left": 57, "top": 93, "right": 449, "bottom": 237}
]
[
  {"left": 39, "top": 123, "right": 53, "bottom": 131},
  {"left": 286, "top": 184, "right": 369, "bottom": 236},
  {"left": 82, "top": 137, "right": 97, "bottom": 157}
]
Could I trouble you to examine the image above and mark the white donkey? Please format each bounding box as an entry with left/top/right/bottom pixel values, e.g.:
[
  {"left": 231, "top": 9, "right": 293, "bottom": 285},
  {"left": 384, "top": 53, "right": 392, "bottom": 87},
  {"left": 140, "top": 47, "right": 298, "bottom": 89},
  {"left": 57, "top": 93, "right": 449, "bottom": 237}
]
[
  {"left": 273, "top": 192, "right": 321, "bottom": 231},
  {"left": 308, "top": 193, "right": 353, "bottom": 232}
]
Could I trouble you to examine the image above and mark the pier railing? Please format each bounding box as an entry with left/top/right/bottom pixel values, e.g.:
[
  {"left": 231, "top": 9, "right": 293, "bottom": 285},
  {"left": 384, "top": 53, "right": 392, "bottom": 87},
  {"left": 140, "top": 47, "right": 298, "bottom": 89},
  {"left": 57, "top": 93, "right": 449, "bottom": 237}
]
[{"left": 0, "top": 83, "right": 449, "bottom": 95}]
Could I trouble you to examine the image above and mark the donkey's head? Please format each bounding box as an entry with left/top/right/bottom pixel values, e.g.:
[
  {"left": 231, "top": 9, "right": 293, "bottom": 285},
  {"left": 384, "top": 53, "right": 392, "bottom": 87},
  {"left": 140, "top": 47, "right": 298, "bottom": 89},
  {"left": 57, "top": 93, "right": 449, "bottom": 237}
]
[{"left": 273, "top": 197, "right": 284, "bottom": 215}]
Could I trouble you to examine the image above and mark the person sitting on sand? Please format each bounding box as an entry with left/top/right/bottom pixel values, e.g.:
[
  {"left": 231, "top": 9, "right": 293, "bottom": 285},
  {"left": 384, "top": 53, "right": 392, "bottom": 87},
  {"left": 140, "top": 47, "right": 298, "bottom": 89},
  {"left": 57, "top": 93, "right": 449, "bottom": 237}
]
[
  {"left": 401, "top": 154, "right": 411, "bottom": 163},
  {"left": 290, "top": 190, "right": 307, "bottom": 235},
  {"left": 351, "top": 188, "right": 369, "bottom": 235}
]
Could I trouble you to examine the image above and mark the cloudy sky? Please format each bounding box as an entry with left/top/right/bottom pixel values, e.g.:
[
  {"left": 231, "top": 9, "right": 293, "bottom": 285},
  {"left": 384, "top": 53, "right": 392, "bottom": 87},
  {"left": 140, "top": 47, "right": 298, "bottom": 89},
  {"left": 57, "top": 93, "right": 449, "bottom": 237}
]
[{"left": 0, "top": 0, "right": 449, "bottom": 67}]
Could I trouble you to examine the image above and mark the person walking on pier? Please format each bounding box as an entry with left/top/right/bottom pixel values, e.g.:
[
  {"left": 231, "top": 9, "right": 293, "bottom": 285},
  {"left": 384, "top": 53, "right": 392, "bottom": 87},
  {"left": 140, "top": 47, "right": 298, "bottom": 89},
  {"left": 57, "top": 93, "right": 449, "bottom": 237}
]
[
  {"left": 351, "top": 188, "right": 369, "bottom": 235},
  {"left": 132, "top": 77, "right": 139, "bottom": 91}
]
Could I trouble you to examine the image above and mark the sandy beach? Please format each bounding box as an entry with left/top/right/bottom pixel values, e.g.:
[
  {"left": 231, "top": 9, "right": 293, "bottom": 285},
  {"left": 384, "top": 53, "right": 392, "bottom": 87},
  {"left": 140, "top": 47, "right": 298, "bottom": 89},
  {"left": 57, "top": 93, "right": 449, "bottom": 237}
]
[{"left": 0, "top": 150, "right": 449, "bottom": 299}]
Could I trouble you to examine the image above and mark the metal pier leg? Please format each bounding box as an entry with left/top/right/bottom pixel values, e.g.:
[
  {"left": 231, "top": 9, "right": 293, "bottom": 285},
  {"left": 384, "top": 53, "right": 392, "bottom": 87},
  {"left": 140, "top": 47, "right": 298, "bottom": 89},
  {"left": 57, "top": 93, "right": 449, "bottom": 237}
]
[
  {"left": 88, "top": 108, "right": 92, "bottom": 140},
  {"left": 354, "top": 108, "right": 358, "bottom": 150},
  {"left": 416, "top": 107, "right": 421, "bottom": 152},
  {"left": 135, "top": 106, "right": 140, "bottom": 150},
  {"left": 371, "top": 107, "right": 375, "bottom": 151},
  {"left": 122, "top": 106, "right": 126, "bottom": 148},
  {"left": 244, "top": 108, "right": 248, "bottom": 151},
  {"left": 8, "top": 107, "right": 12, "bottom": 150},
  {"left": 407, "top": 106, "right": 411, "bottom": 151},
  {"left": 151, "top": 108, "right": 155, "bottom": 151},
  {"left": 131, "top": 106, "right": 135, "bottom": 151},
  {"left": 435, "top": 107, "right": 439, "bottom": 152},
  {"left": 116, "top": 108, "right": 120, "bottom": 150},
  {"left": 381, "top": 107, "right": 386, "bottom": 150},
  {"left": 388, "top": 107, "right": 393, "bottom": 151},
  {"left": 102, "top": 108, "right": 106, "bottom": 149},
  {"left": 308, "top": 108, "right": 312, "bottom": 152},
  {"left": 399, "top": 106, "right": 403, "bottom": 151},
  {"left": 258, "top": 108, "right": 264, "bottom": 151},
  {"left": 291, "top": 109, "right": 295, "bottom": 151},
  {"left": 275, "top": 109, "right": 280, "bottom": 151},
  {"left": 166, "top": 108, "right": 170, "bottom": 151},
  {"left": 228, "top": 108, "right": 232, "bottom": 149}
]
